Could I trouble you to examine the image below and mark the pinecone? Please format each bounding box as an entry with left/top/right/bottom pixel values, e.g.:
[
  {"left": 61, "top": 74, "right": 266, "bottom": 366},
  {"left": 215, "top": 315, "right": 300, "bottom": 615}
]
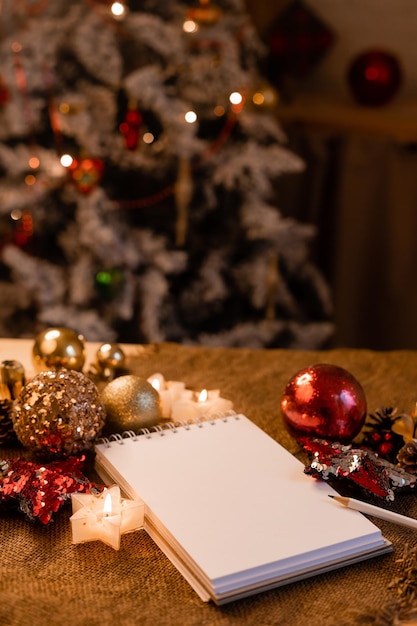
[
  {"left": 0, "top": 381, "right": 18, "bottom": 445},
  {"left": 0, "top": 398, "right": 17, "bottom": 445},
  {"left": 397, "top": 440, "right": 417, "bottom": 473}
]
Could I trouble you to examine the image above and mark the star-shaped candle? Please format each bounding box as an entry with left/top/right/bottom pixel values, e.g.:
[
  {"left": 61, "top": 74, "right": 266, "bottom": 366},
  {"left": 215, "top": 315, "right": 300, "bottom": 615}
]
[
  {"left": 170, "top": 388, "right": 233, "bottom": 421},
  {"left": 70, "top": 485, "right": 144, "bottom": 550},
  {"left": 147, "top": 373, "right": 234, "bottom": 421},
  {"left": 147, "top": 372, "right": 190, "bottom": 418}
]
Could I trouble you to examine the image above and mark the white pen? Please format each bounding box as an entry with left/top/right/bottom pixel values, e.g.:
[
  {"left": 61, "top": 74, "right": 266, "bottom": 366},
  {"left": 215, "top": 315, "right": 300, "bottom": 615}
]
[{"left": 329, "top": 494, "right": 417, "bottom": 530}]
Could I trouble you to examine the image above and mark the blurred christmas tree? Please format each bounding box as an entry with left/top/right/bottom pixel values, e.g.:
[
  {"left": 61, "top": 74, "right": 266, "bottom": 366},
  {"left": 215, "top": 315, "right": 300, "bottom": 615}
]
[{"left": 0, "top": 0, "right": 333, "bottom": 348}]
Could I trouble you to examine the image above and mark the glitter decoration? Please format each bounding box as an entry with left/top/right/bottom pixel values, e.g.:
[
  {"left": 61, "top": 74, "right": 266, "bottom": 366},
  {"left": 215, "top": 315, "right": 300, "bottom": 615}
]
[
  {"left": 281, "top": 363, "right": 367, "bottom": 442},
  {"left": 101, "top": 374, "right": 162, "bottom": 435},
  {"left": 32, "top": 327, "right": 86, "bottom": 373},
  {"left": 0, "top": 455, "right": 102, "bottom": 524},
  {"left": 302, "top": 438, "right": 417, "bottom": 501},
  {"left": 12, "top": 369, "right": 106, "bottom": 456}
]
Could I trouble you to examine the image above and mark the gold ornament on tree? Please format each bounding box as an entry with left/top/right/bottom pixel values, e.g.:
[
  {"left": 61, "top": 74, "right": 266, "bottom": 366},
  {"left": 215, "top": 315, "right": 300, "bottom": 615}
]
[
  {"left": 250, "top": 83, "right": 279, "bottom": 110},
  {"left": 175, "top": 156, "right": 193, "bottom": 247},
  {"left": 101, "top": 375, "right": 162, "bottom": 435},
  {"left": 185, "top": 0, "right": 222, "bottom": 25},
  {"left": 32, "top": 327, "right": 86, "bottom": 373}
]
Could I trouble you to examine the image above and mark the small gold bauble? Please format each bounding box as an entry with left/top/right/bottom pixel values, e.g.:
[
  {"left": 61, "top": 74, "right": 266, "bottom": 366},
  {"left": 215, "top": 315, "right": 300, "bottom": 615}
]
[
  {"left": 0, "top": 359, "right": 26, "bottom": 399},
  {"left": 32, "top": 327, "right": 86, "bottom": 373},
  {"left": 95, "top": 343, "right": 126, "bottom": 373},
  {"left": 101, "top": 375, "right": 162, "bottom": 434}
]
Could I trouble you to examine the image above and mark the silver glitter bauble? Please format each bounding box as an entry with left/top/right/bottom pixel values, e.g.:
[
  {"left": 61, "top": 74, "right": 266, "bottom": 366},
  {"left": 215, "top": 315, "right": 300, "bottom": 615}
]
[
  {"left": 32, "top": 327, "right": 86, "bottom": 373},
  {"left": 101, "top": 375, "right": 162, "bottom": 434},
  {"left": 12, "top": 369, "right": 105, "bottom": 456}
]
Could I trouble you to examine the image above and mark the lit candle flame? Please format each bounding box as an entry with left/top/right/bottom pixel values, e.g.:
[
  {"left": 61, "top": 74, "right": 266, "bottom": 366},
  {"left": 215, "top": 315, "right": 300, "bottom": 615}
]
[
  {"left": 198, "top": 389, "right": 208, "bottom": 403},
  {"left": 103, "top": 492, "right": 113, "bottom": 516}
]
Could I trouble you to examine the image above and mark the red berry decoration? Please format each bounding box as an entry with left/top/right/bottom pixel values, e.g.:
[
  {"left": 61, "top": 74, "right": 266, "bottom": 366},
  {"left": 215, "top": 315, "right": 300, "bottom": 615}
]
[
  {"left": 347, "top": 49, "right": 402, "bottom": 107},
  {"left": 359, "top": 407, "right": 405, "bottom": 463},
  {"left": 281, "top": 363, "right": 367, "bottom": 442},
  {"left": 120, "top": 106, "right": 142, "bottom": 150}
]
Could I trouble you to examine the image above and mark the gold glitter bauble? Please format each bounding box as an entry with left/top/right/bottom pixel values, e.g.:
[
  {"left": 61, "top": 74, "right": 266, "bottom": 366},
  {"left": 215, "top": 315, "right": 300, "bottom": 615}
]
[
  {"left": 12, "top": 369, "right": 105, "bottom": 456},
  {"left": 101, "top": 375, "right": 162, "bottom": 434},
  {"left": 95, "top": 343, "right": 126, "bottom": 373},
  {"left": 32, "top": 327, "right": 86, "bottom": 373}
]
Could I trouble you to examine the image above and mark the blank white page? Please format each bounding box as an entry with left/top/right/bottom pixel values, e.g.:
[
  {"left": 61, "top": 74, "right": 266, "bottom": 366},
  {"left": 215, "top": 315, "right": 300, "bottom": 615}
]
[{"left": 95, "top": 414, "right": 385, "bottom": 593}]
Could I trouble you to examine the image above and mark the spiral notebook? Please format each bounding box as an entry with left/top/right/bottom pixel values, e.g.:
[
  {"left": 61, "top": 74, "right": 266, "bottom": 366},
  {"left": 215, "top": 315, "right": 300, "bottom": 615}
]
[{"left": 94, "top": 413, "right": 391, "bottom": 605}]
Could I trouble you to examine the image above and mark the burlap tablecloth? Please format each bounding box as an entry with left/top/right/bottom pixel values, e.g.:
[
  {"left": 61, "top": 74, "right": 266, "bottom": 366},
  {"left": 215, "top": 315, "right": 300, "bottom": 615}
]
[{"left": 2, "top": 342, "right": 417, "bottom": 626}]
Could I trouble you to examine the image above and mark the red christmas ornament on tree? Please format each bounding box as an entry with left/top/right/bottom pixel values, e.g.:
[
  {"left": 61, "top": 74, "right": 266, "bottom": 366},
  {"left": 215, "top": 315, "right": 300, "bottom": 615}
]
[
  {"left": 281, "top": 363, "right": 367, "bottom": 442},
  {"left": 0, "top": 75, "right": 9, "bottom": 106},
  {"left": 69, "top": 157, "right": 104, "bottom": 193},
  {"left": 347, "top": 49, "right": 402, "bottom": 107},
  {"left": 119, "top": 104, "right": 142, "bottom": 150},
  {"left": 14, "top": 209, "right": 34, "bottom": 249}
]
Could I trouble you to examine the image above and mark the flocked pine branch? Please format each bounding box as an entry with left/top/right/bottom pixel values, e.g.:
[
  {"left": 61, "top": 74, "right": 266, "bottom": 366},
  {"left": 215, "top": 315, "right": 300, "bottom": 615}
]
[{"left": 0, "top": 0, "right": 333, "bottom": 347}]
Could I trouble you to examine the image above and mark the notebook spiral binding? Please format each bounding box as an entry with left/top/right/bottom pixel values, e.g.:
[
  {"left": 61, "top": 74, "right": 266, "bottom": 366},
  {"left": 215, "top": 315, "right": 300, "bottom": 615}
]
[{"left": 98, "top": 409, "right": 238, "bottom": 448}]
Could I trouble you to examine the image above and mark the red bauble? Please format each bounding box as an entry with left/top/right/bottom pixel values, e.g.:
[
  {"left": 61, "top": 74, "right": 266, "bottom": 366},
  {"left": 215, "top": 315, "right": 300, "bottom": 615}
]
[
  {"left": 281, "top": 363, "right": 367, "bottom": 442},
  {"left": 0, "top": 75, "right": 9, "bottom": 106},
  {"left": 347, "top": 49, "right": 402, "bottom": 107}
]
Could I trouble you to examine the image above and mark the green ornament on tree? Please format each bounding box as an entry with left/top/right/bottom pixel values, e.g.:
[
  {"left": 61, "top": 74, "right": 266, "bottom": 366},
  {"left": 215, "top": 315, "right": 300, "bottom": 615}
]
[{"left": 95, "top": 268, "right": 125, "bottom": 300}]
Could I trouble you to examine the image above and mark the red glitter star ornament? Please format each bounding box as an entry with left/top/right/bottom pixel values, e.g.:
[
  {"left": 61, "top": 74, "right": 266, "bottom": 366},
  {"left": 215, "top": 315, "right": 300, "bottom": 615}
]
[
  {"left": 0, "top": 455, "right": 102, "bottom": 524},
  {"left": 301, "top": 438, "right": 417, "bottom": 501}
]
